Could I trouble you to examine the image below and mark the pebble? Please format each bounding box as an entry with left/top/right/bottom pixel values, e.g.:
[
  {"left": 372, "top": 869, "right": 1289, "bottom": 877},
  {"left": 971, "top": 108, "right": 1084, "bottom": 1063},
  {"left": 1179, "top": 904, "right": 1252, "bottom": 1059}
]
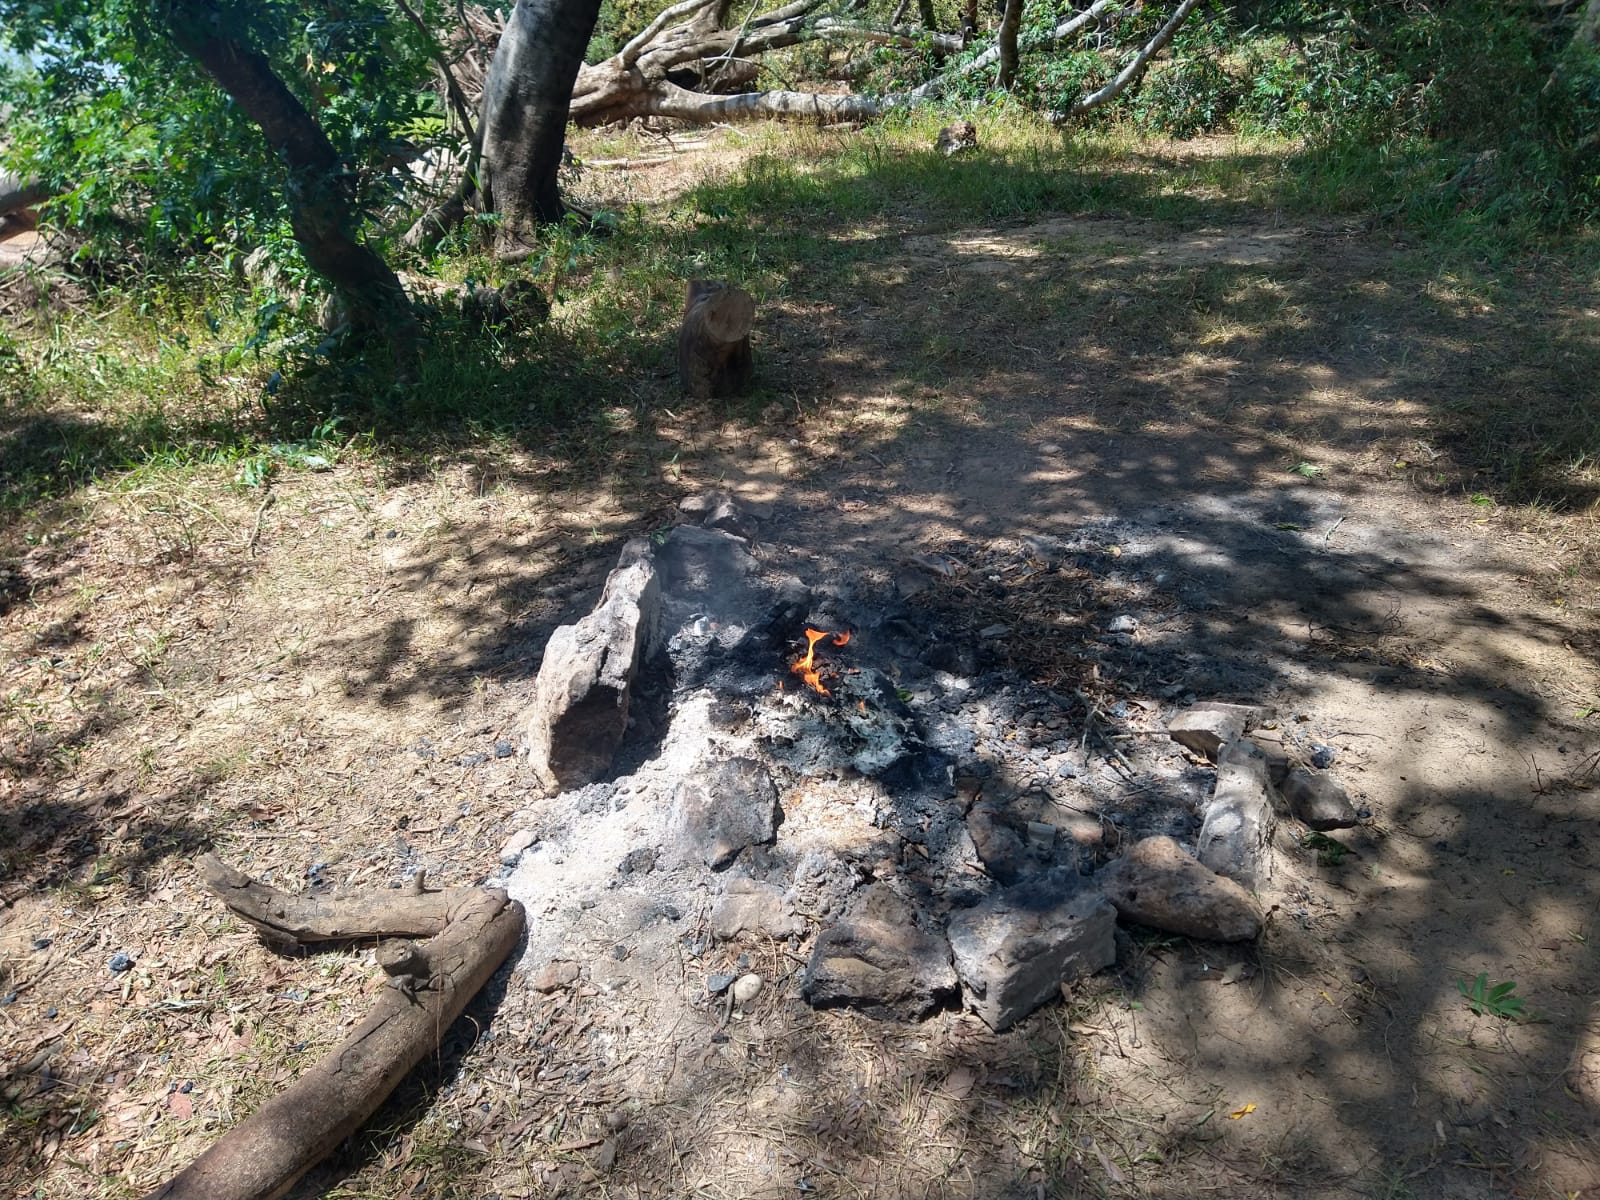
[
  {"left": 494, "top": 740, "right": 515, "bottom": 758},
  {"left": 108, "top": 952, "right": 134, "bottom": 974},
  {"left": 732, "top": 974, "right": 763, "bottom": 1004},
  {"left": 1310, "top": 744, "right": 1336, "bottom": 768},
  {"left": 32, "top": 937, "right": 51, "bottom": 951},
  {"left": 706, "top": 972, "right": 736, "bottom": 995},
  {"left": 499, "top": 829, "right": 537, "bottom": 866}
]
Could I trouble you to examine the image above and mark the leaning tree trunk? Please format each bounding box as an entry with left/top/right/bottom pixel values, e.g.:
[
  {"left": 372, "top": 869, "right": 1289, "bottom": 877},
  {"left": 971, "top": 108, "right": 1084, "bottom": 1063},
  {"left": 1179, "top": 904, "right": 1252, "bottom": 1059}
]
[
  {"left": 996, "top": 0, "right": 1023, "bottom": 89},
  {"left": 158, "top": 0, "right": 417, "bottom": 366},
  {"left": 1574, "top": 0, "right": 1600, "bottom": 51},
  {"left": 478, "top": 0, "right": 604, "bottom": 254}
]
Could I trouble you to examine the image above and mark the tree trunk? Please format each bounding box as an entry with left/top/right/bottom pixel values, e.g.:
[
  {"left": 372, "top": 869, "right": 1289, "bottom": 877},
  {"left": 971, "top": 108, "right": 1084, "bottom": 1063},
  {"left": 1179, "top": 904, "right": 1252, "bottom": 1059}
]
[
  {"left": 678, "top": 280, "right": 754, "bottom": 398},
  {"left": 158, "top": 0, "right": 417, "bottom": 364},
  {"left": 478, "top": 0, "right": 604, "bottom": 253},
  {"left": 917, "top": 0, "right": 937, "bottom": 31},
  {"left": 996, "top": 0, "right": 1023, "bottom": 89},
  {"left": 963, "top": 0, "right": 979, "bottom": 43}
]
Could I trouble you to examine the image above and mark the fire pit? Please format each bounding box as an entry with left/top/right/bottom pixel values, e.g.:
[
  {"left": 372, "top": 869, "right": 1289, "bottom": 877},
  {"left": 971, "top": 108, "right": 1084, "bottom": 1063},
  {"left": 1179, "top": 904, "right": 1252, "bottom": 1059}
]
[{"left": 501, "top": 501, "right": 1360, "bottom": 1032}]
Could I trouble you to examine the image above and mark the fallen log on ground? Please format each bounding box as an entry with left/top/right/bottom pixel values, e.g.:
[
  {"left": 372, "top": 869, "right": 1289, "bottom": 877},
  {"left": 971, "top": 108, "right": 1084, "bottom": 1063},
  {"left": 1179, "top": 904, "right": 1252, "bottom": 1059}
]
[{"left": 142, "top": 858, "right": 525, "bottom": 1200}]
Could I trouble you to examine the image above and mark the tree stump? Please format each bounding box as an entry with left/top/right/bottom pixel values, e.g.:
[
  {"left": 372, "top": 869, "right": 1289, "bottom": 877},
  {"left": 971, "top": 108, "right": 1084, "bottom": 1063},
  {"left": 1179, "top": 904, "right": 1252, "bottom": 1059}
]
[{"left": 678, "top": 279, "right": 754, "bottom": 399}]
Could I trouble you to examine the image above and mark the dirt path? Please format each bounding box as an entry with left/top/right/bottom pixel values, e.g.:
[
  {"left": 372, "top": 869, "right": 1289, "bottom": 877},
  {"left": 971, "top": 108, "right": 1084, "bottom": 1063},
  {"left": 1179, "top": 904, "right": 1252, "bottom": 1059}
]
[{"left": 3, "top": 167, "right": 1598, "bottom": 1199}]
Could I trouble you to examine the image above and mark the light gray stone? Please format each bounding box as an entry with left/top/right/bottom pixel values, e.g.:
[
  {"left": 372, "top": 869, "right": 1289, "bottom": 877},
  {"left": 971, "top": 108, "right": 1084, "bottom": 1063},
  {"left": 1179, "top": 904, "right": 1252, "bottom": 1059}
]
[
  {"left": 1196, "top": 739, "right": 1277, "bottom": 887},
  {"left": 946, "top": 870, "right": 1117, "bottom": 1032},
  {"left": 676, "top": 757, "right": 779, "bottom": 870},
  {"left": 1169, "top": 704, "right": 1249, "bottom": 760},
  {"left": 1099, "top": 836, "right": 1262, "bottom": 942},
  {"left": 802, "top": 918, "right": 958, "bottom": 1020},
  {"left": 1282, "top": 768, "right": 1359, "bottom": 831},
  {"left": 710, "top": 879, "right": 804, "bottom": 940},
  {"left": 499, "top": 828, "right": 537, "bottom": 866},
  {"left": 523, "top": 540, "right": 659, "bottom": 789}
]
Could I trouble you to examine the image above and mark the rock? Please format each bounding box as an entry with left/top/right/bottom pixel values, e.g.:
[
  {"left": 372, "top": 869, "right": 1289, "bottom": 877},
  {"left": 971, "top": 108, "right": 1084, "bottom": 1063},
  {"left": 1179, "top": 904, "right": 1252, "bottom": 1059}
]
[
  {"left": 499, "top": 828, "right": 537, "bottom": 866},
  {"left": 1281, "top": 769, "right": 1359, "bottom": 830},
  {"left": 1195, "top": 740, "right": 1277, "bottom": 888},
  {"left": 947, "top": 870, "right": 1116, "bottom": 1032},
  {"left": 678, "top": 491, "right": 723, "bottom": 516},
  {"left": 706, "top": 972, "right": 736, "bottom": 994},
  {"left": 704, "top": 495, "right": 754, "bottom": 538},
  {"left": 1026, "top": 821, "right": 1057, "bottom": 855},
  {"left": 967, "top": 805, "right": 1030, "bottom": 884},
  {"left": 532, "top": 961, "right": 580, "bottom": 992},
  {"left": 978, "top": 623, "right": 1011, "bottom": 639},
  {"left": 1107, "top": 615, "right": 1138, "bottom": 633},
  {"left": 1310, "top": 743, "right": 1337, "bottom": 769},
  {"left": 108, "top": 951, "right": 135, "bottom": 974},
  {"left": 731, "top": 974, "right": 763, "bottom": 1004},
  {"left": 618, "top": 846, "right": 658, "bottom": 874},
  {"left": 676, "top": 757, "right": 780, "bottom": 869},
  {"left": 1167, "top": 703, "right": 1262, "bottom": 761},
  {"left": 494, "top": 739, "right": 515, "bottom": 759},
  {"left": 1243, "top": 732, "right": 1294, "bottom": 786},
  {"left": 523, "top": 540, "right": 660, "bottom": 789},
  {"left": 802, "top": 918, "right": 958, "bottom": 1020},
  {"left": 710, "top": 879, "right": 805, "bottom": 940},
  {"left": 1098, "top": 836, "right": 1262, "bottom": 942}
]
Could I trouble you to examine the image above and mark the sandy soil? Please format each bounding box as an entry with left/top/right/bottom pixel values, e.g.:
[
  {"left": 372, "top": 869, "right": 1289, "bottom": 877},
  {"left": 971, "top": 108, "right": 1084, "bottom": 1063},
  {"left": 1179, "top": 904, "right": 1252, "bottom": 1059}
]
[{"left": 2, "top": 144, "right": 1598, "bottom": 1200}]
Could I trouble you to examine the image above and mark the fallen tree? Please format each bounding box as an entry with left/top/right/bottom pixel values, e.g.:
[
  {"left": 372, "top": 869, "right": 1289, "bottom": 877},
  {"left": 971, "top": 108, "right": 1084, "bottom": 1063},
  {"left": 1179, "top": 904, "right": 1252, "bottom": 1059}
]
[{"left": 141, "top": 856, "right": 526, "bottom": 1200}]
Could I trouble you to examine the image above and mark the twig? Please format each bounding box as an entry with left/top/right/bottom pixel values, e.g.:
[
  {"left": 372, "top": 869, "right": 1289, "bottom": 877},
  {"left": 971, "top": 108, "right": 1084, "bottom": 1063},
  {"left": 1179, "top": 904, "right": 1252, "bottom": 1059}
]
[
  {"left": 1322, "top": 515, "right": 1346, "bottom": 547},
  {"left": 246, "top": 490, "right": 275, "bottom": 557}
]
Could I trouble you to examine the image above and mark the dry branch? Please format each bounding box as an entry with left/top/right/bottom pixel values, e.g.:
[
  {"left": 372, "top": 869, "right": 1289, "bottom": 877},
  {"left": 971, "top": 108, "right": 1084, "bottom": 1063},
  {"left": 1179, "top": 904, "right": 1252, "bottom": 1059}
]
[
  {"left": 1057, "top": 0, "right": 1203, "bottom": 118},
  {"left": 145, "top": 860, "right": 526, "bottom": 1200},
  {"left": 199, "top": 852, "right": 471, "bottom": 943}
]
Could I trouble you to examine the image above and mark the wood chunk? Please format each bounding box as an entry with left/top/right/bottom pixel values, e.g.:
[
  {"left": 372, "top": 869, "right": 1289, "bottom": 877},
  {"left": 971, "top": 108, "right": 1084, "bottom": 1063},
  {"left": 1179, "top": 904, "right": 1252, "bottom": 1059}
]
[
  {"left": 678, "top": 279, "right": 754, "bottom": 399},
  {"left": 147, "top": 862, "right": 524, "bottom": 1200}
]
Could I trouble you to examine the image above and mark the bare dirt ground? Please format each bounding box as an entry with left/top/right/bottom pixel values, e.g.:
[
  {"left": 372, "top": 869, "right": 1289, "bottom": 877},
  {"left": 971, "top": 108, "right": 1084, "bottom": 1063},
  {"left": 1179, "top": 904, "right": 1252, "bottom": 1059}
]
[{"left": 3, "top": 132, "right": 1599, "bottom": 1200}]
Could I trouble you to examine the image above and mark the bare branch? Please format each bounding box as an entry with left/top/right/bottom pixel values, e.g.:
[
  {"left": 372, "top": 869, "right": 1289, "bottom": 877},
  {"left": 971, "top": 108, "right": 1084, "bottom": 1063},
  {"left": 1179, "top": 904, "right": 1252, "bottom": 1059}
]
[{"left": 1059, "top": 0, "right": 1201, "bottom": 118}]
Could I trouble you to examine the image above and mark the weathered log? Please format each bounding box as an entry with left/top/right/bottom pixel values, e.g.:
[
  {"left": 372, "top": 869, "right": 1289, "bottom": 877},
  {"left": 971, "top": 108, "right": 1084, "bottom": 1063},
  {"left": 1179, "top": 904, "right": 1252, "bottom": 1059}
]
[
  {"left": 678, "top": 279, "right": 754, "bottom": 399},
  {"left": 144, "top": 863, "right": 525, "bottom": 1200},
  {"left": 198, "top": 853, "right": 472, "bottom": 944}
]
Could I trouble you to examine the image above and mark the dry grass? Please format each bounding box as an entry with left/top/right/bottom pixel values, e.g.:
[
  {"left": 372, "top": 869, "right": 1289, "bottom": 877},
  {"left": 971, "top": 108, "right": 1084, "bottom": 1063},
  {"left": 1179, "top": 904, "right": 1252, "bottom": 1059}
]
[{"left": 4, "top": 117, "right": 1600, "bottom": 1200}]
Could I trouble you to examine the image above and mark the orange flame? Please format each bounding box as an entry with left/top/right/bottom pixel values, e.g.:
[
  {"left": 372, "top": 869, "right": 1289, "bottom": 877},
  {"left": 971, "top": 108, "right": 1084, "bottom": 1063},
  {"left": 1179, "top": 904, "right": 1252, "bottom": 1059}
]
[{"left": 791, "top": 627, "right": 852, "bottom": 696}]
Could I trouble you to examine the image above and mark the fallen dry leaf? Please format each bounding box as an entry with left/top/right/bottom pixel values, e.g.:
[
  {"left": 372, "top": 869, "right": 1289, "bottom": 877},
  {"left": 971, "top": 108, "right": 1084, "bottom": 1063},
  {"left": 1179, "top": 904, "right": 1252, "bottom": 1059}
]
[{"left": 1228, "top": 1103, "right": 1256, "bottom": 1120}]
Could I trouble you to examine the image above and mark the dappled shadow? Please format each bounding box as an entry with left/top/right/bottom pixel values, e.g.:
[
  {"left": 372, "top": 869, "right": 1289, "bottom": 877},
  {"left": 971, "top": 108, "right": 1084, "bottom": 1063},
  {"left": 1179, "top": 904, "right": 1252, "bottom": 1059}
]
[{"left": 4, "top": 127, "right": 1599, "bottom": 1198}]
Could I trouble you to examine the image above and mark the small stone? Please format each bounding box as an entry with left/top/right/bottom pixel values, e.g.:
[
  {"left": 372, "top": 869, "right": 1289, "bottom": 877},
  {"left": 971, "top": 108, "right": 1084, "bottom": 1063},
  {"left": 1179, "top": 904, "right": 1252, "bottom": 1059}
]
[
  {"left": 493, "top": 739, "right": 515, "bottom": 759},
  {"left": 1099, "top": 836, "right": 1262, "bottom": 942},
  {"left": 499, "top": 829, "right": 537, "bottom": 866},
  {"left": 706, "top": 972, "right": 736, "bottom": 995},
  {"left": 732, "top": 974, "right": 763, "bottom": 1004},
  {"left": 1281, "top": 769, "right": 1359, "bottom": 831},
  {"left": 108, "top": 952, "right": 134, "bottom": 974},
  {"left": 947, "top": 870, "right": 1116, "bottom": 1032},
  {"left": 1107, "top": 615, "right": 1138, "bottom": 633},
  {"left": 611, "top": 944, "right": 629, "bottom": 961},
  {"left": 618, "top": 846, "right": 658, "bottom": 875},
  {"left": 1026, "top": 821, "right": 1057, "bottom": 854},
  {"left": 1309, "top": 743, "right": 1336, "bottom": 769},
  {"left": 978, "top": 623, "right": 1011, "bottom": 639},
  {"left": 531, "top": 961, "right": 580, "bottom": 992},
  {"left": 32, "top": 937, "right": 51, "bottom": 951}
]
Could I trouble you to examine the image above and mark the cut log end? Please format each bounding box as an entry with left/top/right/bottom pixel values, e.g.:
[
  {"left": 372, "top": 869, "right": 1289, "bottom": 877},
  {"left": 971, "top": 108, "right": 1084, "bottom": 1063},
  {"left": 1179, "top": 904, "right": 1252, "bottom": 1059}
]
[{"left": 679, "top": 279, "right": 755, "bottom": 399}]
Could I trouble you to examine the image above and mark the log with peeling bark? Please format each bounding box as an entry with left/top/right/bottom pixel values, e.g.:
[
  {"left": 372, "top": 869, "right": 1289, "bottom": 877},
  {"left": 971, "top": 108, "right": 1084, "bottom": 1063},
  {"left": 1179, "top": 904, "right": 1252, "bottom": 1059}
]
[{"left": 142, "top": 859, "right": 526, "bottom": 1200}]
